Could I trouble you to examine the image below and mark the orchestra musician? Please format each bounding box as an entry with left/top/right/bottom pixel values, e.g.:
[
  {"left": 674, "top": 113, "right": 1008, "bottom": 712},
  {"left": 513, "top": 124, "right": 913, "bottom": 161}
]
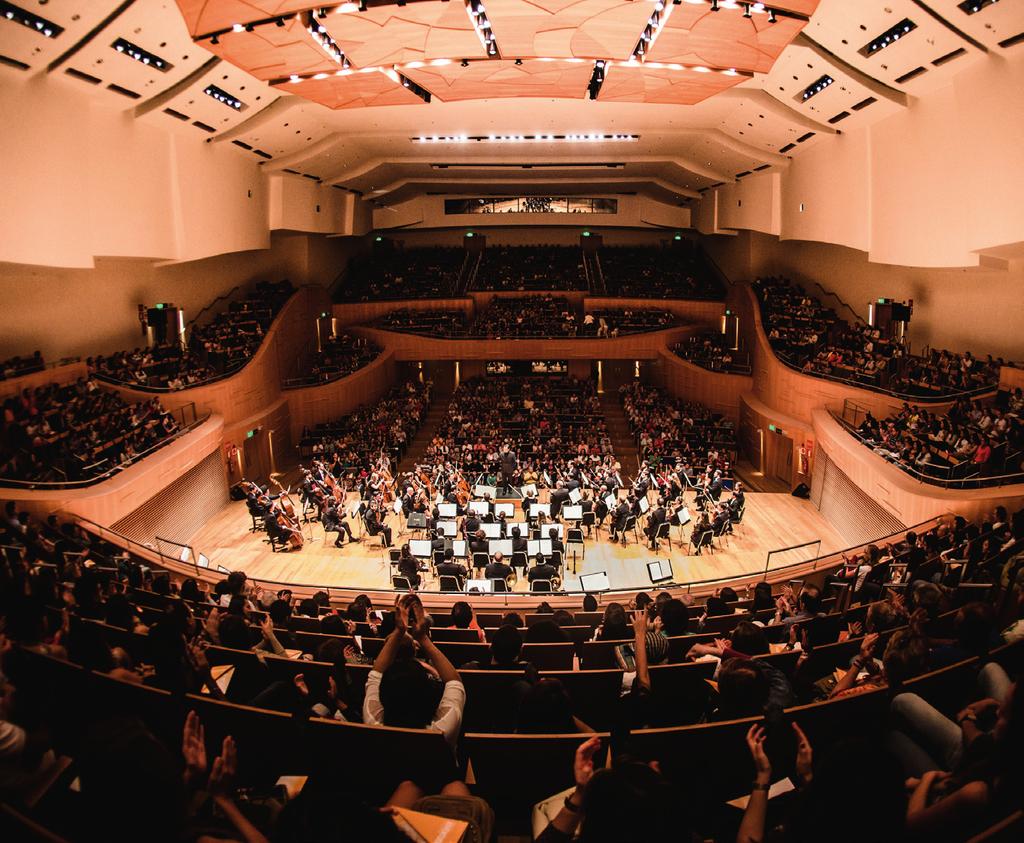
[
  {"left": 322, "top": 504, "right": 357, "bottom": 547},
  {"left": 644, "top": 497, "right": 668, "bottom": 550},
  {"left": 484, "top": 551, "right": 514, "bottom": 588},
  {"left": 609, "top": 496, "right": 630, "bottom": 544},
  {"left": 436, "top": 548, "right": 468, "bottom": 591},
  {"left": 363, "top": 503, "right": 393, "bottom": 547}
]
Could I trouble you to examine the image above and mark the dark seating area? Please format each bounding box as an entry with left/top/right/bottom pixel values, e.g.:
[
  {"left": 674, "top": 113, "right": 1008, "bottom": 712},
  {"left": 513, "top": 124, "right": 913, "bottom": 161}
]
[
  {"left": 468, "top": 295, "right": 579, "bottom": 337},
  {"left": 283, "top": 333, "right": 381, "bottom": 388},
  {"left": 472, "top": 245, "right": 586, "bottom": 291},
  {"left": 0, "top": 351, "right": 44, "bottom": 380},
  {"left": 372, "top": 308, "right": 469, "bottom": 336},
  {"left": 582, "top": 308, "right": 678, "bottom": 336},
  {"left": 674, "top": 333, "right": 752, "bottom": 375},
  {"left": 337, "top": 246, "right": 465, "bottom": 300},
  {"left": 597, "top": 246, "right": 725, "bottom": 299}
]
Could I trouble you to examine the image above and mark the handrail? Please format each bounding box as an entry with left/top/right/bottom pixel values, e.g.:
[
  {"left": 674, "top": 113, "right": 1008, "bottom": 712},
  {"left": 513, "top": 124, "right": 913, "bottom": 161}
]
[
  {"left": 811, "top": 280, "right": 866, "bottom": 326},
  {"left": 0, "top": 410, "right": 210, "bottom": 490},
  {"left": 828, "top": 407, "right": 1024, "bottom": 490},
  {"left": 68, "top": 506, "right": 949, "bottom": 606},
  {"left": 187, "top": 284, "right": 241, "bottom": 328}
]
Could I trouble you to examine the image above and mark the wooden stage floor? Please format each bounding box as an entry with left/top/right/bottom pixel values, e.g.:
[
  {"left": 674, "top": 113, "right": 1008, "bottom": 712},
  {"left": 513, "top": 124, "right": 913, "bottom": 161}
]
[{"left": 187, "top": 491, "right": 848, "bottom": 594}]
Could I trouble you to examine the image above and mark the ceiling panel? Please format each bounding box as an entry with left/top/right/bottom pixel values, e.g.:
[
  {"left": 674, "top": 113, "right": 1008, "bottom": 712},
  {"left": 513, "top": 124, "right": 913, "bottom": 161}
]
[
  {"left": 482, "top": 0, "right": 655, "bottom": 62},
  {"left": 646, "top": 3, "right": 809, "bottom": 72},
  {"left": 0, "top": 1, "right": 121, "bottom": 73},
  {"left": 925, "top": 0, "right": 1024, "bottom": 51},
  {"left": 598, "top": 63, "right": 746, "bottom": 105},
  {"left": 141, "top": 61, "right": 280, "bottom": 133},
  {"left": 402, "top": 58, "right": 594, "bottom": 101},
  {"left": 57, "top": 0, "right": 211, "bottom": 106},
  {"left": 203, "top": 13, "right": 339, "bottom": 80},
  {"left": 323, "top": 2, "right": 488, "bottom": 67},
  {"left": 760, "top": 43, "right": 904, "bottom": 139},
  {"left": 175, "top": 0, "right": 322, "bottom": 37},
  {"left": 272, "top": 68, "right": 427, "bottom": 108},
  {"left": 805, "top": 0, "right": 982, "bottom": 95}
]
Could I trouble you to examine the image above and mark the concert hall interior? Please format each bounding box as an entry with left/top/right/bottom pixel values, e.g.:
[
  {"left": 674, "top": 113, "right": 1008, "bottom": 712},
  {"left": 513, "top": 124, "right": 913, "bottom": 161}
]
[{"left": 2, "top": 1, "right": 1024, "bottom": 841}]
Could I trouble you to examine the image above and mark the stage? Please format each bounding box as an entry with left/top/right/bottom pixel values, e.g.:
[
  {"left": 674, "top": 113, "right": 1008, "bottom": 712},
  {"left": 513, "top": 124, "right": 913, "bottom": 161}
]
[{"left": 186, "top": 489, "right": 848, "bottom": 594}]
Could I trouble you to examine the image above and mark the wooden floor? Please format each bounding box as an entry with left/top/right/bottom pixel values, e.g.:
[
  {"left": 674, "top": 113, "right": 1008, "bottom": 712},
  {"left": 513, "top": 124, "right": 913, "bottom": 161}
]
[{"left": 187, "top": 490, "right": 848, "bottom": 594}]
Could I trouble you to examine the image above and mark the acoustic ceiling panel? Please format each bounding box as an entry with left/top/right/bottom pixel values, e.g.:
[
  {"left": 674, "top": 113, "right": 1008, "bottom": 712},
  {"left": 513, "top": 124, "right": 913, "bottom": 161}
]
[
  {"left": 272, "top": 67, "right": 427, "bottom": 108},
  {"left": 645, "top": 3, "right": 810, "bottom": 73},
  {"left": 597, "top": 63, "right": 747, "bottom": 105},
  {"left": 203, "top": 13, "right": 340, "bottom": 80},
  {"left": 401, "top": 57, "right": 596, "bottom": 101}
]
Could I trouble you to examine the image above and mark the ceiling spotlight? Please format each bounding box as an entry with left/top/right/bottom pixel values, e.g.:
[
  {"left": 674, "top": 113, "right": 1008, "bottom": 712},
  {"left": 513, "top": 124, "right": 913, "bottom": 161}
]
[
  {"left": 275, "top": 17, "right": 286, "bottom": 26},
  {"left": 244, "top": 23, "right": 255, "bottom": 32},
  {"left": 743, "top": 3, "right": 752, "bottom": 18},
  {"left": 768, "top": 9, "right": 777, "bottom": 23},
  {"left": 210, "top": 33, "right": 219, "bottom": 45},
  {"left": 710, "top": 0, "right": 719, "bottom": 10},
  {"left": 461, "top": 58, "right": 469, "bottom": 67},
  {"left": 515, "top": 58, "right": 522, "bottom": 65}
]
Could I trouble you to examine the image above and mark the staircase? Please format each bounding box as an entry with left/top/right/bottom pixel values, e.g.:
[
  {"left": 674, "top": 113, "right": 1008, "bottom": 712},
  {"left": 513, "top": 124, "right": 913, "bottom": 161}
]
[
  {"left": 599, "top": 392, "right": 639, "bottom": 483},
  {"left": 398, "top": 389, "right": 454, "bottom": 473}
]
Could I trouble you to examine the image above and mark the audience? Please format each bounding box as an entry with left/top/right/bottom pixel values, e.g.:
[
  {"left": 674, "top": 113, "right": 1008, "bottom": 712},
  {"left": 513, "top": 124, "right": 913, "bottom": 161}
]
[
  {"left": 0, "top": 351, "right": 44, "bottom": 380},
  {"left": 754, "top": 275, "right": 1004, "bottom": 397},
  {"left": 339, "top": 246, "right": 464, "bottom": 300},
  {"left": 0, "top": 379, "right": 179, "bottom": 483},
  {"left": 473, "top": 246, "right": 586, "bottom": 291},
  {"left": 90, "top": 281, "right": 294, "bottom": 390},
  {"left": 581, "top": 309, "right": 677, "bottom": 337},
  {"left": 285, "top": 333, "right": 380, "bottom": 387},
  {"left": 854, "top": 398, "right": 1023, "bottom": 482},
  {"left": 597, "top": 245, "right": 724, "bottom": 299},
  {"left": 673, "top": 333, "right": 751, "bottom": 374}
]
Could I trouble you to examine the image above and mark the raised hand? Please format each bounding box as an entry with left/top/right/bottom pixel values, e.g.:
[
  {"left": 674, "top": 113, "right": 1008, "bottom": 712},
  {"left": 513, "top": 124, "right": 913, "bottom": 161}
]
[
  {"left": 792, "top": 722, "right": 813, "bottom": 783},
  {"left": 392, "top": 595, "right": 408, "bottom": 635},
  {"left": 208, "top": 736, "right": 237, "bottom": 795},
  {"left": 859, "top": 632, "right": 879, "bottom": 662},
  {"left": 293, "top": 673, "right": 310, "bottom": 697},
  {"left": 182, "top": 710, "right": 207, "bottom": 786},
  {"left": 745, "top": 724, "right": 771, "bottom": 781},
  {"left": 573, "top": 735, "right": 602, "bottom": 790}
]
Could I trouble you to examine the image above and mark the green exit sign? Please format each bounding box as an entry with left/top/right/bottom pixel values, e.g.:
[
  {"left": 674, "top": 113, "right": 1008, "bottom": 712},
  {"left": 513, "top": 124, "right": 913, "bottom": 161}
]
[{"left": 246, "top": 430, "right": 255, "bottom": 439}]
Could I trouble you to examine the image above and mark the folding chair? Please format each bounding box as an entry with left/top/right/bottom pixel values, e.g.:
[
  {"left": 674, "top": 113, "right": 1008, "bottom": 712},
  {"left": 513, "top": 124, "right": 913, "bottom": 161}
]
[
  {"left": 439, "top": 575, "right": 462, "bottom": 593},
  {"left": 581, "top": 510, "right": 597, "bottom": 538},
  {"left": 530, "top": 579, "right": 553, "bottom": 593},
  {"left": 472, "top": 551, "right": 490, "bottom": 574},
  {"left": 511, "top": 551, "right": 528, "bottom": 572},
  {"left": 566, "top": 527, "right": 585, "bottom": 569},
  {"left": 388, "top": 548, "right": 401, "bottom": 576},
  {"left": 490, "top": 578, "right": 510, "bottom": 593},
  {"left": 622, "top": 514, "right": 639, "bottom": 545},
  {"left": 688, "top": 529, "right": 714, "bottom": 555},
  {"left": 392, "top": 575, "right": 412, "bottom": 591},
  {"left": 654, "top": 520, "right": 672, "bottom": 552}
]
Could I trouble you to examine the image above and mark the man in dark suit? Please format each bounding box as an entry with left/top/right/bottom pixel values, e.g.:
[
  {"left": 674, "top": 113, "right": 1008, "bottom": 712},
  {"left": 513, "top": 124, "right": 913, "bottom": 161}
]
[
  {"left": 644, "top": 498, "right": 667, "bottom": 550},
  {"left": 609, "top": 498, "right": 630, "bottom": 544},
  {"left": 549, "top": 481, "right": 570, "bottom": 519},
  {"left": 548, "top": 526, "right": 565, "bottom": 558},
  {"left": 485, "top": 552, "right": 514, "bottom": 587},
  {"left": 436, "top": 549, "right": 468, "bottom": 591},
  {"left": 469, "top": 529, "right": 489, "bottom": 574},
  {"left": 364, "top": 506, "right": 392, "bottom": 547},
  {"left": 510, "top": 526, "right": 528, "bottom": 560},
  {"left": 429, "top": 529, "right": 446, "bottom": 554},
  {"left": 528, "top": 554, "right": 559, "bottom": 589},
  {"left": 322, "top": 505, "right": 356, "bottom": 547},
  {"left": 463, "top": 512, "right": 481, "bottom": 538}
]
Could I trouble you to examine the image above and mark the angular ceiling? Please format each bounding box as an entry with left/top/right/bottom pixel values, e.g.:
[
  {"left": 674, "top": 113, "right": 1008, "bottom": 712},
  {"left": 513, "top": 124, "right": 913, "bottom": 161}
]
[{"left": 1, "top": 0, "right": 1020, "bottom": 204}]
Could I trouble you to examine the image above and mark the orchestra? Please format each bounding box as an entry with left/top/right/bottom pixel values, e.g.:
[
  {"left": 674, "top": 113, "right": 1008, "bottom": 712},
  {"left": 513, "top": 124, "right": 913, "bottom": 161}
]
[{"left": 237, "top": 425, "right": 745, "bottom": 587}]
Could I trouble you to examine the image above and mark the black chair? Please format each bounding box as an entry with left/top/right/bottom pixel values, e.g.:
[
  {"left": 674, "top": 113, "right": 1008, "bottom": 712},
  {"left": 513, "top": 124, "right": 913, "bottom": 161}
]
[
  {"left": 530, "top": 579, "right": 553, "bottom": 593},
  {"left": 439, "top": 575, "right": 462, "bottom": 593},
  {"left": 491, "top": 578, "right": 510, "bottom": 593},
  {"left": 511, "top": 550, "right": 528, "bottom": 571},
  {"left": 689, "top": 529, "right": 713, "bottom": 555},
  {"left": 581, "top": 510, "right": 597, "bottom": 537},
  {"left": 566, "top": 527, "right": 585, "bottom": 562},
  {"left": 392, "top": 575, "right": 413, "bottom": 590},
  {"left": 654, "top": 520, "right": 672, "bottom": 551},
  {"left": 622, "top": 514, "right": 638, "bottom": 545},
  {"left": 472, "top": 551, "right": 490, "bottom": 572}
]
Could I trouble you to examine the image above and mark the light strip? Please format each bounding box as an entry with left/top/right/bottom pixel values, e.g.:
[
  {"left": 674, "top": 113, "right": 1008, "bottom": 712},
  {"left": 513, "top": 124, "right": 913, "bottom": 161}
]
[
  {"left": 303, "top": 10, "right": 350, "bottom": 67},
  {"left": 412, "top": 134, "right": 640, "bottom": 143},
  {"left": 466, "top": 0, "right": 499, "bottom": 58}
]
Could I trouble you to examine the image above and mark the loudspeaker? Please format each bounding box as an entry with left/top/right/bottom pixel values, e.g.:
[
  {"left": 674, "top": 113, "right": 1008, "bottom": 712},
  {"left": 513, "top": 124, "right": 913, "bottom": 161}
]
[
  {"left": 792, "top": 483, "right": 810, "bottom": 499},
  {"left": 229, "top": 482, "right": 247, "bottom": 501}
]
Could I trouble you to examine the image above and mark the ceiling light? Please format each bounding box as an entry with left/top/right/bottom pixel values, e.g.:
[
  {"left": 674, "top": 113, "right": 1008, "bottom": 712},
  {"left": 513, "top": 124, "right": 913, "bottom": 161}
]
[
  {"left": 111, "top": 38, "right": 172, "bottom": 72},
  {"left": 768, "top": 10, "right": 777, "bottom": 23},
  {"left": 742, "top": 4, "right": 752, "bottom": 18},
  {"left": 860, "top": 18, "right": 917, "bottom": 57}
]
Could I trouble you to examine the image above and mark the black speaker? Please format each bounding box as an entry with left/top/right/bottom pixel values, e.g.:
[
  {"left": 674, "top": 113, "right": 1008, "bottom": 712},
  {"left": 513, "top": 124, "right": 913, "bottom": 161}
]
[
  {"left": 229, "top": 482, "right": 247, "bottom": 501},
  {"left": 792, "top": 483, "right": 810, "bottom": 499}
]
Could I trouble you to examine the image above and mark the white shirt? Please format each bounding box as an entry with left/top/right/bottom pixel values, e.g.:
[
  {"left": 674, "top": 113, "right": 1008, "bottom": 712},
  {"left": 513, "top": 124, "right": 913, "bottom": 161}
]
[{"left": 362, "top": 669, "right": 466, "bottom": 748}]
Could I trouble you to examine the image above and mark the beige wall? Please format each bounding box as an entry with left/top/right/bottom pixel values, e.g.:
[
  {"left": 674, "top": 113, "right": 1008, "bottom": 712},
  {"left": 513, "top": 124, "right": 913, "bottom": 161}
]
[{"left": 696, "top": 50, "right": 1024, "bottom": 269}]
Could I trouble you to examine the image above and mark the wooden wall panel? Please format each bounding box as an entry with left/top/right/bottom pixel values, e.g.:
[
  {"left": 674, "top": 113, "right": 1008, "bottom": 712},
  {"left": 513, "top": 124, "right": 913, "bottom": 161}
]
[
  {"left": 654, "top": 349, "right": 752, "bottom": 422},
  {"left": 813, "top": 448, "right": 906, "bottom": 546},
  {"left": 112, "top": 449, "right": 228, "bottom": 548}
]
